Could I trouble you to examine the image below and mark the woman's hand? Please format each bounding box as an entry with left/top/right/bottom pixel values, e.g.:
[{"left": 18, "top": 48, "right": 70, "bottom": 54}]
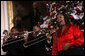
[{"left": 63, "top": 43, "right": 70, "bottom": 51}]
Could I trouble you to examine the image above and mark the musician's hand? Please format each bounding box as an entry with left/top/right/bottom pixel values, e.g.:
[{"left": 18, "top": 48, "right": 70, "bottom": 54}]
[
  {"left": 3, "top": 36, "right": 8, "bottom": 43},
  {"left": 63, "top": 43, "right": 70, "bottom": 51},
  {"left": 32, "top": 33, "right": 37, "bottom": 38},
  {"left": 23, "top": 31, "right": 29, "bottom": 42},
  {"left": 46, "top": 33, "right": 52, "bottom": 41}
]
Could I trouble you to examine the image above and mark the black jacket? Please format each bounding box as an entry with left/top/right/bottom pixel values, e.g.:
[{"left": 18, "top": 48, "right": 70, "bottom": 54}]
[
  {"left": 24, "top": 34, "right": 47, "bottom": 55},
  {"left": 2, "top": 38, "right": 25, "bottom": 55}
]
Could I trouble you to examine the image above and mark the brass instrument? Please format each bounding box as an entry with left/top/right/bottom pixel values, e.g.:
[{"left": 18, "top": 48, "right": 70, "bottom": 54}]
[
  {"left": 2, "top": 37, "right": 24, "bottom": 46},
  {"left": 23, "top": 34, "right": 47, "bottom": 48},
  {"left": 2, "top": 31, "right": 34, "bottom": 47},
  {"left": 23, "top": 29, "right": 53, "bottom": 48},
  {"left": 2, "top": 29, "right": 54, "bottom": 47}
]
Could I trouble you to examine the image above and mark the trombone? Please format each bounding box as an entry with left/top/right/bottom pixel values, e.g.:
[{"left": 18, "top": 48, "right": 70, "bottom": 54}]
[
  {"left": 23, "top": 30, "right": 52, "bottom": 48},
  {"left": 2, "top": 29, "right": 52, "bottom": 47},
  {"left": 2, "top": 31, "right": 35, "bottom": 47},
  {"left": 23, "top": 34, "right": 47, "bottom": 48}
]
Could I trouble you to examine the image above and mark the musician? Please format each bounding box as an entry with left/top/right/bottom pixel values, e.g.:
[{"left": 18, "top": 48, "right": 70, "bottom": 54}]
[
  {"left": 52, "top": 13, "right": 84, "bottom": 55},
  {"left": 13, "top": 15, "right": 22, "bottom": 29},
  {"left": 32, "top": 2, "right": 41, "bottom": 26},
  {"left": 25, "top": 25, "right": 52, "bottom": 55},
  {"left": 2, "top": 27, "right": 25, "bottom": 55}
]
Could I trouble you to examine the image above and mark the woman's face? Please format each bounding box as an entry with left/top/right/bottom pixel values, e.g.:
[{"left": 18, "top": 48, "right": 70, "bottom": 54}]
[{"left": 57, "top": 14, "right": 65, "bottom": 26}]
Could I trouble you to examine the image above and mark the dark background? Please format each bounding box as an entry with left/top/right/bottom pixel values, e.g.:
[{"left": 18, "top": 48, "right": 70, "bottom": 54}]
[{"left": 12, "top": 1, "right": 47, "bottom": 31}]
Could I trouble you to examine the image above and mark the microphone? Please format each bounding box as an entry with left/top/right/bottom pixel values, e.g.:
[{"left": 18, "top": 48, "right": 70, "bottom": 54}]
[
  {"left": 54, "top": 20, "right": 62, "bottom": 28},
  {"left": 57, "top": 20, "right": 62, "bottom": 25}
]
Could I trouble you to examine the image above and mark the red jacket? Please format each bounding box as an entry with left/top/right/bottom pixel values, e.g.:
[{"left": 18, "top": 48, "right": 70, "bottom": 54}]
[{"left": 52, "top": 25, "right": 84, "bottom": 55}]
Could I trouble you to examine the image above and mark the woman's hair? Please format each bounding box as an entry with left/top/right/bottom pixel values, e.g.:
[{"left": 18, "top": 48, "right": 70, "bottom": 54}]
[
  {"left": 69, "top": 18, "right": 76, "bottom": 24},
  {"left": 57, "top": 13, "right": 70, "bottom": 25}
]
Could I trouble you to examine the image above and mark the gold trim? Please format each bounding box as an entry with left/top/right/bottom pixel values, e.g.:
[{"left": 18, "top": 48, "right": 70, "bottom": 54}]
[{"left": 7, "top": 1, "right": 14, "bottom": 31}]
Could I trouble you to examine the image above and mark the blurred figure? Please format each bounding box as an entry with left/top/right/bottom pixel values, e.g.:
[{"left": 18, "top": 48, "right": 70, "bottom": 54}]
[
  {"left": 2, "top": 27, "right": 25, "bottom": 55},
  {"left": 13, "top": 15, "right": 22, "bottom": 29}
]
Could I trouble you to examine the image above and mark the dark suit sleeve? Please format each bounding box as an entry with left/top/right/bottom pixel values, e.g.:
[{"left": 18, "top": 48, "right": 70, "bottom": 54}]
[{"left": 2, "top": 38, "right": 10, "bottom": 52}]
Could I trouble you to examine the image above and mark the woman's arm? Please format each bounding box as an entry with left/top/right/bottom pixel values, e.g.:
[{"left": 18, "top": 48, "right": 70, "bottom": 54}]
[{"left": 69, "top": 25, "right": 84, "bottom": 46}]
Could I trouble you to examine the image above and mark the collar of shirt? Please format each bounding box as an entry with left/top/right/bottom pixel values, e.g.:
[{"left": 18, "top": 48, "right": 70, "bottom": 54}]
[{"left": 37, "top": 32, "right": 42, "bottom": 37}]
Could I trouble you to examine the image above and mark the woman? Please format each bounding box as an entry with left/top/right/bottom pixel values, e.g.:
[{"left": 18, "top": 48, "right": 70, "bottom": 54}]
[{"left": 52, "top": 13, "right": 84, "bottom": 55}]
